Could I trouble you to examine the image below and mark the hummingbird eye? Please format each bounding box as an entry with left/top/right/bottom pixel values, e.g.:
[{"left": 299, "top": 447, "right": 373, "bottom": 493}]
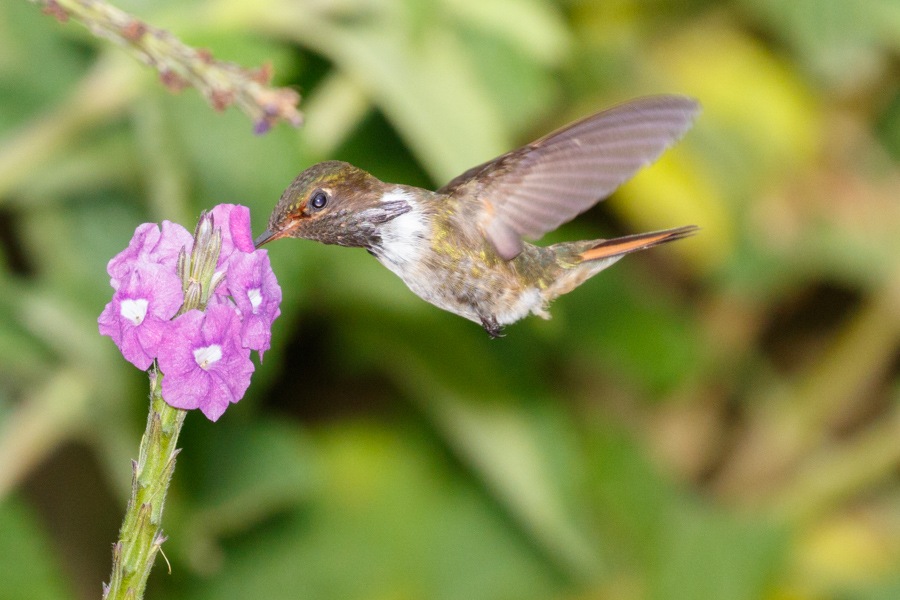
[{"left": 309, "top": 190, "right": 328, "bottom": 210}]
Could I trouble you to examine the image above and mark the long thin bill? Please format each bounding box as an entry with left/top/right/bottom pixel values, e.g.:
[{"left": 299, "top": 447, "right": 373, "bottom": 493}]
[{"left": 254, "top": 229, "right": 277, "bottom": 248}]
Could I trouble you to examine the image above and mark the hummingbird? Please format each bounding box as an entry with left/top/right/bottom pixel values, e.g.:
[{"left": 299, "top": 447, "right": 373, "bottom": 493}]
[{"left": 254, "top": 95, "right": 700, "bottom": 338}]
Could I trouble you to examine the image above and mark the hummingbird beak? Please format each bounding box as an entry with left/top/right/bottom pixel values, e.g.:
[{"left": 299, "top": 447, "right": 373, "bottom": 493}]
[{"left": 254, "top": 228, "right": 280, "bottom": 248}]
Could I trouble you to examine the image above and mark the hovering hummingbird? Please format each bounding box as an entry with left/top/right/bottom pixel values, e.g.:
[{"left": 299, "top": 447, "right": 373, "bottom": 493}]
[{"left": 255, "top": 95, "right": 700, "bottom": 337}]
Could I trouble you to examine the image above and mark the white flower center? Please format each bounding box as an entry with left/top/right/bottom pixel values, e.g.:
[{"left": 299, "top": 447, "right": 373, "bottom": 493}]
[
  {"left": 248, "top": 287, "right": 263, "bottom": 313},
  {"left": 120, "top": 299, "right": 149, "bottom": 326},
  {"left": 193, "top": 345, "right": 223, "bottom": 370}
]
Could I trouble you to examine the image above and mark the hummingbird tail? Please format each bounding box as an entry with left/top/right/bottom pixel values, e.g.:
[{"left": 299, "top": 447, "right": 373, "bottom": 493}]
[{"left": 579, "top": 225, "right": 699, "bottom": 262}]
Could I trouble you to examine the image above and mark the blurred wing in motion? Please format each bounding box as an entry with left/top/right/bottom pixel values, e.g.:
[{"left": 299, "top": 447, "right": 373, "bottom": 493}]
[{"left": 440, "top": 95, "right": 701, "bottom": 259}]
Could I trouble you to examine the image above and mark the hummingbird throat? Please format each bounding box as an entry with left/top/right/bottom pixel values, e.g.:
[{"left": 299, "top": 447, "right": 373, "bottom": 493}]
[{"left": 370, "top": 189, "right": 430, "bottom": 271}]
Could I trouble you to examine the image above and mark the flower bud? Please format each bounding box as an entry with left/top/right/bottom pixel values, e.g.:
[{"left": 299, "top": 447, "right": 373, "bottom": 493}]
[{"left": 182, "top": 282, "right": 202, "bottom": 313}]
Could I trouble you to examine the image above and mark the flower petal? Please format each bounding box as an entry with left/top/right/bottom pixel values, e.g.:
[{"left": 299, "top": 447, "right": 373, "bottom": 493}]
[
  {"left": 211, "top": 204, "right": 254, "bottom": 265},
  {"left": 162, "top": 365, "right": 211, "bottom": 411},
  {"left": 153, "top": 221, "right": 193, "bottom": 269},
  {"left": 157, "top": 304, "right": 252, "bottom": 421},
  {"left": 229, "top": 205, "right": 255, "bottom": 253},
  {"left": 120, "top": 325, "right": 154, "bottom": 371},
  {"left": 135, "top": 316, "right": 171, "bottom": 366},
  {"left": 239, "top": 314, "right": 271, "bottom": 361},
  {"left": 158, "top": 310, "right": 205, "bottom": 376},
  {"left": 107, "top": 223, "right": 160, "bottom": 289},
  {"left": 99, "top": 265, "right": 184, "bottom": 370},
  {"left": 226, "top": 250, "right": 282, "bottom": 359},
  {"left": 199, "top": 374, "right": 234, "bottom": 421}
]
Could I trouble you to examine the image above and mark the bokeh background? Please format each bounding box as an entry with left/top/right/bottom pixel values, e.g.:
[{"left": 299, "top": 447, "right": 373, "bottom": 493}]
[{"left": 4, "top": 0, "right": 900, "bottom": 598}]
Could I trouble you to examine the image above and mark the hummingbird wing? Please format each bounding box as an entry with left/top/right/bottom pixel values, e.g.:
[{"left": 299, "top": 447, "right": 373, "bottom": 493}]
[{"left": 438, "top": 95, "right": 701, "bottom": 260}]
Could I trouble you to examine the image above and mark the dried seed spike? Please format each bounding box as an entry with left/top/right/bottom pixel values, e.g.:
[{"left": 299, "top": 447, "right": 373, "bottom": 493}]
[
  {"left": 250, "top": 61, "right": 274, "bottom": 85},
  {"left": 41, "top": 0, "right": 69, "bottom": 22},
  {"left": 33, "top": 0, "right": 303, "bottom": 132},
  {"left": 196, "top": 48, "right": 215, "bottom": 64},
  {"left": 122, "top": 20, "right": 146, "bottom": 42},
  {"left": 210, "top": 88, "right": 235, "bottom": 112},
  {"left": 159, "top": 69, "right": 188, "bottom": 93}
]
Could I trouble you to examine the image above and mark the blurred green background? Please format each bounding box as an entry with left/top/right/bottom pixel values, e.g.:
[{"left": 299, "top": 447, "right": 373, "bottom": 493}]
[{"left": 4, "top": 0, "right": 900, "bottom": 598}]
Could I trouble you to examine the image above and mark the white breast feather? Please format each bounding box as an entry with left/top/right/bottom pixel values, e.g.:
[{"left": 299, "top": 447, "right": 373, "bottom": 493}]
[{"left": 376, "top": 188, "right": 429, "bottom": 274}]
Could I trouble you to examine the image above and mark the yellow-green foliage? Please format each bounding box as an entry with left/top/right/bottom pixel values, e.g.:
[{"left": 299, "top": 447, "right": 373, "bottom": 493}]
[{"left": 2, "top": 1, "right": 900, "bottom": 599}]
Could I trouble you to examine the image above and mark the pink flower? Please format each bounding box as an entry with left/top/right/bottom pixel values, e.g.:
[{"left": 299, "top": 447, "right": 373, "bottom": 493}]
[
  {"left": 107, "top": 221, "right": 193, "bottom": 290},
  {"left": 157, "top": 303, "right": 254, "bottom": 421},
  {"left": 211, "top": 204, "right": 254, "bottom": 260},
  {"left": 210, "top": 204, "right": 255, "bottom": 295},
  {"left": 226, "top": 250, "right": 282, "bottom": 360},
  {"left": 98, "top": 264, "right": 184, "bottom": 370},
  {"left": 99, "top": 205, "right": 281, "bottom": 421}
]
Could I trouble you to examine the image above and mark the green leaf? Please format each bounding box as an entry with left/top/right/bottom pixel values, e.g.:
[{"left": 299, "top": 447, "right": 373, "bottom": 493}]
[
  {"left": 0, "top": 496, "right": 76, "bottom": 600},
  {"left": 441, "top": 0, "right": 569, "bottom": 65},
  {"left": 585, "top": 423, "right": 684, "bottom": 564},
  {"left": 0, "top": 1, "right": 94, "bottom": 131},
  {"left": 456, "top": 24, "right": 559, "bottom": 135},
  {"left": 650, "top": 507, "right": 786, "bottom": 600},
  {"left": 255, "top": 7, "right": 512, "bottom": 183},
  {"left": 556, "top": 264, "right": 706, "bottom": 396},
  {"left": 184, "top": 418, "right": 318, "bottom": 521},
  {"left": 339, "top": 311, "right": 603, "bottom": 581},
  {"left": 585, "top": 423, "right": 788, "bottom": 597},
  {"left": 179, "top": 422, "right": 563, "bottom": 600}
]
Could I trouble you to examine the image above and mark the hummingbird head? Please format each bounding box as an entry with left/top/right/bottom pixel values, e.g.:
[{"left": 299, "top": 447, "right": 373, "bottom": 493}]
[{"left": 254, "top": 161, "right": 412, "bottom": 249}]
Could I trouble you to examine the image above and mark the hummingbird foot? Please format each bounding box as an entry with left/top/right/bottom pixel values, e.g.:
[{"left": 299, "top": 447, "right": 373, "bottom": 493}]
[{"left": 480, "top": 315, "right": 505, "bottom": 339}]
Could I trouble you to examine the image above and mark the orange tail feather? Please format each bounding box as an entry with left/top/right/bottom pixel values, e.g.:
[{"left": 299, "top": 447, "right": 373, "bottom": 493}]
[{"left": 579, "top": 225, "right": 699, "bottom": 262}]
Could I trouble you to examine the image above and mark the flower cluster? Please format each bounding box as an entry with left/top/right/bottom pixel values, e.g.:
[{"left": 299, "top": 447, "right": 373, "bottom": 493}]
[{"left": 99, "top": 205, "right": 281, "bottom": 421}]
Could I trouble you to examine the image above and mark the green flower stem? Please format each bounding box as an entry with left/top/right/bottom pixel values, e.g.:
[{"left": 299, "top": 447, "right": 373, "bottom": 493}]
[{"left": 104, "top": 367, "right": 185, "bottom": 600}]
